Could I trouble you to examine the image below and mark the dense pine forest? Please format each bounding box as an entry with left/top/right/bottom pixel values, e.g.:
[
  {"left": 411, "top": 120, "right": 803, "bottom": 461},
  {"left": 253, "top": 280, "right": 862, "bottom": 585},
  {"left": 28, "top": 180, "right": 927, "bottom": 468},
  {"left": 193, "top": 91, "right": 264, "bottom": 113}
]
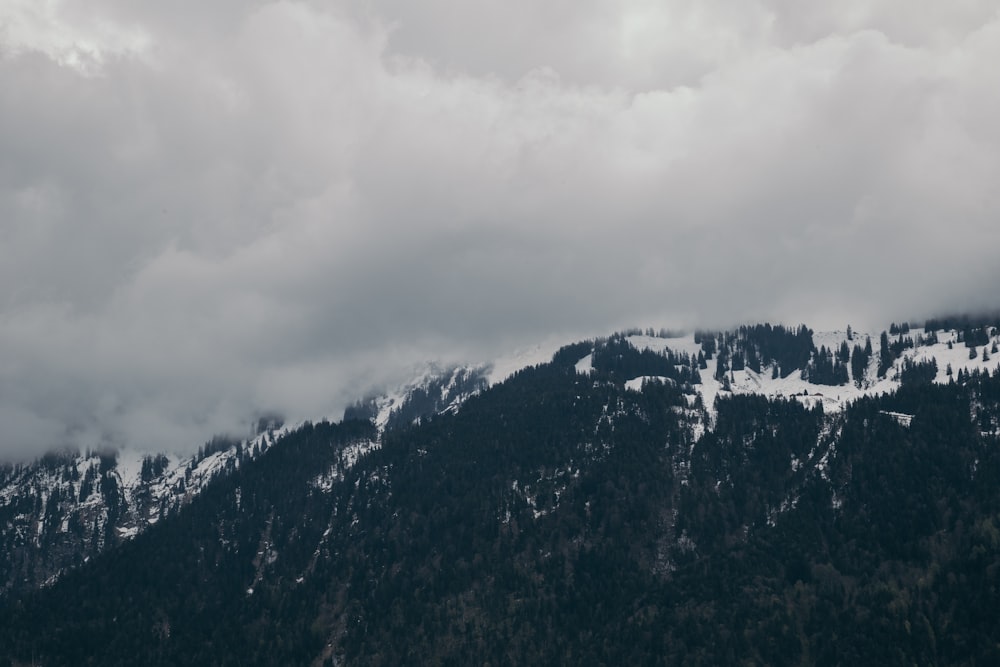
[{"left": 2, "top": 323, "right": 1000, "bottom": 665}]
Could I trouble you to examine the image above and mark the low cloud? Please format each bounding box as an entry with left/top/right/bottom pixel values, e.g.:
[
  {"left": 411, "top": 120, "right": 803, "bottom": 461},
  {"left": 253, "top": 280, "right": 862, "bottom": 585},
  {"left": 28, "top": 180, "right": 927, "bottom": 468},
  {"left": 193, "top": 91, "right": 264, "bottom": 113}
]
[{"left": 1, "top": 1, "right": 998, "bottom": 458}]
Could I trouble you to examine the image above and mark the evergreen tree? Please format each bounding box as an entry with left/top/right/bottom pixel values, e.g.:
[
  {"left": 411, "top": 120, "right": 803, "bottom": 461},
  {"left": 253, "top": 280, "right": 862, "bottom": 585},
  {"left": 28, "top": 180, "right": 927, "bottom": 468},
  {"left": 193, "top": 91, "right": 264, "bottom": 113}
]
[
  {"left": 850, "top": 344, "right": 869, "bottom": 387},
  {"left": 5, "top": 327, "right": 1000, "bottom": 666},
  {"left": 878, "top": 332, "right": 893, "bottom": 378}
]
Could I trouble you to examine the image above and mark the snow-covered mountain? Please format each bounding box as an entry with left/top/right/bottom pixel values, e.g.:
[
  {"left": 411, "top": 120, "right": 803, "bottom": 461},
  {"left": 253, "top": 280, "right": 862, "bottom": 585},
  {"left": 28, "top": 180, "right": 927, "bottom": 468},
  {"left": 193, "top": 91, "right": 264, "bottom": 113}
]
[
  {"left": 622, "top": 325, "right": 999, "bottom": 417},
  {"left": 0, "top": 420, "right": 294, "bottom": 595},
  {"left": 344, "top": 362, "right": 491, "bottom": 431},
  {"left": 0, "top": 364, "right": 486, "bottom": 595},
  {"left": 3, "top": 316, "right": 1000, "bottom": 664},
  {"left": 2, "top": 318, "right": 998, "bottom": 596}
]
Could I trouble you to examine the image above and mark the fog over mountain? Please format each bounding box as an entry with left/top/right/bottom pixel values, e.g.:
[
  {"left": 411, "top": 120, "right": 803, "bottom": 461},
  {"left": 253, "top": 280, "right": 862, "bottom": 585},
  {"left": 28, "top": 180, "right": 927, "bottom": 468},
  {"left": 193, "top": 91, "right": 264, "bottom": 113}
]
[{"left": 1, "top": 1, "right": 999, "bottom": 457}]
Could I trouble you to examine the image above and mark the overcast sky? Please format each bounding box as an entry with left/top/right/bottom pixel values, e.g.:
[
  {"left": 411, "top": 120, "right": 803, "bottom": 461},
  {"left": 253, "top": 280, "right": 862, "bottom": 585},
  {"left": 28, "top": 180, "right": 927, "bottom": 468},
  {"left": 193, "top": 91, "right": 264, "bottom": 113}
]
[{"left": 1, "top": 1, "right": 999, "bottom": 458}]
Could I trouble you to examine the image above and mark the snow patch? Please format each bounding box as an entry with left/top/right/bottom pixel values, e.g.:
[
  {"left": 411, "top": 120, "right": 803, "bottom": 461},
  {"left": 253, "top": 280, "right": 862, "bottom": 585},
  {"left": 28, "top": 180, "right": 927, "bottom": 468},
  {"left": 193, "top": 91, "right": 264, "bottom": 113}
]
[
  {"left": 312, "top": 440, "right": 381, "bottom": 492},
  {"left": 623, "top": 327, "right": 1000, "bottom": 419},
  {"left": 627, "top": 333, "right": 703, "bottom": 359},
  {"left": 487, "top": 340, "right": 564, "bottom": 386},
  {"left": 625, "top": 376, "right": 673, "bottom": 392}
]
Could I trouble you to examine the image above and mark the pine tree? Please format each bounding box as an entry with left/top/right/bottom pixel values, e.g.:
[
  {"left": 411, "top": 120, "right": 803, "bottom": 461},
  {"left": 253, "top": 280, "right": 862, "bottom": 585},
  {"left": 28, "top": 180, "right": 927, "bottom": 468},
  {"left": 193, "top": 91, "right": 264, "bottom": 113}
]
[
  {"left": 878, "top": 332, "right": 892, "bottom": 378},
  {"left": 851, "top": 344, "right": 868, "bottom": 387}
]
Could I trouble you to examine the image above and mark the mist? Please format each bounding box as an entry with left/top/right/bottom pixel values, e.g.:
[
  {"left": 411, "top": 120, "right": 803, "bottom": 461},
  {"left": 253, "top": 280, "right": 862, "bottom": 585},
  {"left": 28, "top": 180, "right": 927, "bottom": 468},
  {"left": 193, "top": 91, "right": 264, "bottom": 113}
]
[{"left": 1, "top": 1, "right": 998, "bottom": 457}]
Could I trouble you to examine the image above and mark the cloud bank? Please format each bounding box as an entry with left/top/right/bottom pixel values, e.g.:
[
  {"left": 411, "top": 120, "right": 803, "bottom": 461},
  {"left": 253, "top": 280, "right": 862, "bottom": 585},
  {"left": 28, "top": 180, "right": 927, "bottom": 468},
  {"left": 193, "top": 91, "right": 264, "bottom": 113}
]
[{"left": 1, "top": 1, "right": 999, "bottom": 457}]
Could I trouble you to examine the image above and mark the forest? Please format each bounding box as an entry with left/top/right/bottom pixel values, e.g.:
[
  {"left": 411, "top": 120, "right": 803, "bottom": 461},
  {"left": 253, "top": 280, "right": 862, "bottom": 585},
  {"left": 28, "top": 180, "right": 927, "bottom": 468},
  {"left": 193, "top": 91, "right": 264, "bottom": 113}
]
[{"left": 1, "top": 330, "right": 999, "bottom": 665}]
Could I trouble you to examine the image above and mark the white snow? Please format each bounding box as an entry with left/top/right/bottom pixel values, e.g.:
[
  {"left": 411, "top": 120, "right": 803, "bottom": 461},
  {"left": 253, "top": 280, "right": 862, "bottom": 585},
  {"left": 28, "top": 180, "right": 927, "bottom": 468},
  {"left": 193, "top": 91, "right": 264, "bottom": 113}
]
[
  {"left": 627, "top": 333, "right": 704, "bottom": 360},
  {"left": 487, "top": 339, "right": 564, "bottom": 386},
  {"left": 114, "top": 449, "right": 145, "bottom": 489},
  {"left": 623, "top": 327, "right": 1000, "bottom": 418},
  {"left": 368, "top": 362, "right": 489, "bottom": 430},
  {"left": 116, "top": 525, "right": 139, "bottom": 539},
  {"left": 372, "top": 366, "right": 437, "bottom": 430},
  {"left": 5, "top": 322, "right": 999, "bottom": 588},
  {"left": 312, "top": 439, "right": 381, "bottom": 492},
  {"left": 880, "top": 411, "right": 914, "bottom": 427},
  {"left": 625, "top": 376, "right": 673, "bottom": 392}
]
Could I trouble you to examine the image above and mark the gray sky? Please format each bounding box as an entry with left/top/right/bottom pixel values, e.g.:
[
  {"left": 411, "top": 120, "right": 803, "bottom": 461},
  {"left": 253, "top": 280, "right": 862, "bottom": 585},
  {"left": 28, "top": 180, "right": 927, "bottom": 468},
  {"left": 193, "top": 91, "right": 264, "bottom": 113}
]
[{"left": 1, "top": 1, "right": 998, "bottom": 458}]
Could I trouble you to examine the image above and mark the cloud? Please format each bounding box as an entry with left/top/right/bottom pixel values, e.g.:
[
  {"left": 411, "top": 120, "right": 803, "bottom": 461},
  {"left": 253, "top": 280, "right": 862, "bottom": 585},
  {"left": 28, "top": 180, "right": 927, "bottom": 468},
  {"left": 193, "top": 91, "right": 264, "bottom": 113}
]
[{"left": 1, "top": 1, "right": 998, "bottom": 457}]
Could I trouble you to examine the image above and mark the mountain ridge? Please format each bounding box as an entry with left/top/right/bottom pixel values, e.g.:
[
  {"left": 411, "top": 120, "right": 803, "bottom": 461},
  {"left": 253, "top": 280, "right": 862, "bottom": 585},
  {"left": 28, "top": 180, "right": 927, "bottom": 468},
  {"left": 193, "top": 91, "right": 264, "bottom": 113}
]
[
  {"left": 2, "top": 315, "right": 1000, "bottom": 664},
  {"left": 3, "top": 318, "right": 999, "bottom": 597}
]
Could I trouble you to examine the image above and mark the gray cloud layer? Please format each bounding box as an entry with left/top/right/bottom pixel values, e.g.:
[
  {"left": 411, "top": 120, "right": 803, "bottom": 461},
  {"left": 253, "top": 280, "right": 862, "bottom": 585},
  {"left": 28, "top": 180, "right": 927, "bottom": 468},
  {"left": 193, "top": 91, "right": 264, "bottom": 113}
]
[{"left": 1, "top": 1, "right": 999, "bottom": 457}]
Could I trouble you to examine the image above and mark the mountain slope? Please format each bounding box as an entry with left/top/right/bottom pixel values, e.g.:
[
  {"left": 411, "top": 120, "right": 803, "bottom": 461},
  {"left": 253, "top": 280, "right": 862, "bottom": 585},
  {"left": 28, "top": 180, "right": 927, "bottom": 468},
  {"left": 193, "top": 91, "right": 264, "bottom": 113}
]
[
  {"left": 2, "top": 318, "right": 1000, "bottom": 664},
  {"left": 0, "top": 363, "right": 484, "bottom": 597}
]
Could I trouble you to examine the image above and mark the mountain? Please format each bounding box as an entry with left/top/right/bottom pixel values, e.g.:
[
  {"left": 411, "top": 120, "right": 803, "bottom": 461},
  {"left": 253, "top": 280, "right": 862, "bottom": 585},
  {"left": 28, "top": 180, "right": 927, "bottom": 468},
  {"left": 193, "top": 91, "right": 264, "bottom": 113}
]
[
  {"left": 0, "top": 364, "right": 485, "bottom": 598},
  {"left": 0, "top": 420, "right": 287, "bottom": 597},
  {"left": 1, "top": 317, "right": 1000, "bottom": 665}
]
